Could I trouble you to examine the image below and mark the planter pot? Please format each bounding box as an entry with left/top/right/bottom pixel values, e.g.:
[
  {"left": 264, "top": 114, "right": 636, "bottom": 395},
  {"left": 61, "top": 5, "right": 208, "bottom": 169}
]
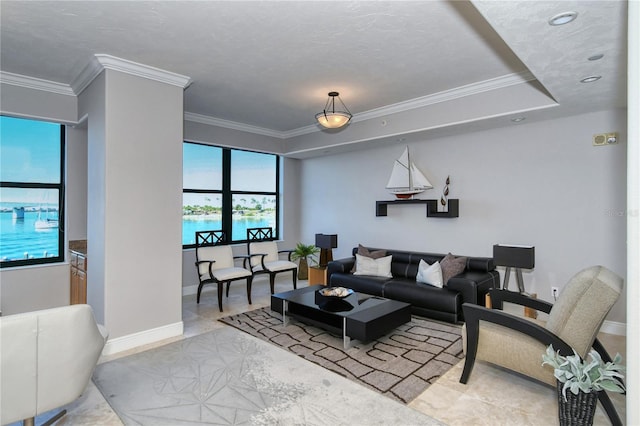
[
  {"left": 298, "top": 258, "right": 309, "bottom": 280},
  {"left": 557, "top": 382, "right": 598, "bottom": 426}
]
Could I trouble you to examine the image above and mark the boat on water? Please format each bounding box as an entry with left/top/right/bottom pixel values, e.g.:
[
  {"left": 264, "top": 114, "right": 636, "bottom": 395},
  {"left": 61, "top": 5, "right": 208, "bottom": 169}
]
[
  {"left": 12, "top": 207, "right": 25, "bottom": 220},
  {"left": 35, "top": 218, "right": 59, "bottom": 229},
  {"left": 385, "top": 146, "right": 433, "bottom": 199},
  {"left": 35, "top": 206, "right": 58, "bottom": 230}
]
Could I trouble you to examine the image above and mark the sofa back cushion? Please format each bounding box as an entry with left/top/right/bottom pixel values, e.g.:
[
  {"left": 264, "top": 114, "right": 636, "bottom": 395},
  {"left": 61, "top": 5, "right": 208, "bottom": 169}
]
[{"left": 350, "top": 247, "right": 494, "bottom": 280}]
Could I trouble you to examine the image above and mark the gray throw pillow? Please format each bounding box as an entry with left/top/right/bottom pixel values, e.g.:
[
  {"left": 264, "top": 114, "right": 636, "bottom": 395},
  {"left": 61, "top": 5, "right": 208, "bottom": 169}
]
[
  {"left": 351, "top": 244, "right": 387, "bottom": 273},
  {"left": 440, "top": 253, "right": 467, "bottom": 284}
]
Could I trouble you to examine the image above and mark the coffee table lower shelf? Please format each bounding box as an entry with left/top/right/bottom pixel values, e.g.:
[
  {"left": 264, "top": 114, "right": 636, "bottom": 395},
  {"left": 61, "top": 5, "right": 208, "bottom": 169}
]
[{"left": 271, "top": 286, "right": 411, "bottom": 349}]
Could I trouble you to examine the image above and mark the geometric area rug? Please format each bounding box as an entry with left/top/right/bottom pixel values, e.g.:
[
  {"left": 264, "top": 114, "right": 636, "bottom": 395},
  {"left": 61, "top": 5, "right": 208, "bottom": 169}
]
[
  {"left": 92, "top": 325, "right": 442, "bottom": 425},
  {"left": 219, "top": 307, "right": 463, "bottom": 404}
]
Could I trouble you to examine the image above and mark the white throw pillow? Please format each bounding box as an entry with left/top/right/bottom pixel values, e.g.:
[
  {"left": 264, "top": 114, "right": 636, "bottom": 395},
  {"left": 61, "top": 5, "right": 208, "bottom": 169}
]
[
  {"left": 416, "top": 259, "right": 444, "bottom": 288},
  {"left": 353, "top": 254, "right": 393, "bottom": 278}
]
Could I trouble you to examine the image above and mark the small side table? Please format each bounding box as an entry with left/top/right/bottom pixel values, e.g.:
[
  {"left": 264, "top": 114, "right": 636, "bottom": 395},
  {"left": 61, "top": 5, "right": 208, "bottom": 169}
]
[{"left": 308, "top": 266, "right": 327, "bottom": 286}]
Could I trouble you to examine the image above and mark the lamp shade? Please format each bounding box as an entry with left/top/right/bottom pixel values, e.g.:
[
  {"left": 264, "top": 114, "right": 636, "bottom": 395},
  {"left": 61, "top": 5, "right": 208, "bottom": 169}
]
[
  {"left": 493, "top": 244, "right": 535, "bottom": 269},
  {"left": 315, "top": 233, "right": 338, "bottom": 249},
  {"left": 315, "top": 111, "right": 351, "bottom": 128},
  {"left": 316, "top": 92, "right": 352, "bottom": 129}
]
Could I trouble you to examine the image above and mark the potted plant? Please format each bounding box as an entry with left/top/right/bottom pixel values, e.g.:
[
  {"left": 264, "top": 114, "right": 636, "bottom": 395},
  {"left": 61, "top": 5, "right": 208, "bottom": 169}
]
[
  {"left": 542, "top": 344, "right": 625, "bottom": 426},
  {"left": 291, "top": 242, "right": 320, "bottom": 280}
]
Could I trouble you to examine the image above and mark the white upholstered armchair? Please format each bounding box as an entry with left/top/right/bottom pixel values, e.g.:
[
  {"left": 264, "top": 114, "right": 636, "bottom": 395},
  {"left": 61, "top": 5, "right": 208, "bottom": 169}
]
[
  {"left": 246, "top": 227, "right": 297, "bottom": 294},
  {"left": 0, "top": 304, "right": 108, "bottom": 426}
]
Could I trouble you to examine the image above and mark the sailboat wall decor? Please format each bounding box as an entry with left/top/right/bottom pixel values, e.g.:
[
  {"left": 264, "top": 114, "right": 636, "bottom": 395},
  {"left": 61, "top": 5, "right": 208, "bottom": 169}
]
[{"left": 385, "top": 146, "right": 433, "bottom": 199}]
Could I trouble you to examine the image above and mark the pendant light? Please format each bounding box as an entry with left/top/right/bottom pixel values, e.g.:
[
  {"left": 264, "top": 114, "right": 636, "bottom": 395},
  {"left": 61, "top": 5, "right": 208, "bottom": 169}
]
[{"left": 315, "top": 91, "right": 352, "bottom": 129}]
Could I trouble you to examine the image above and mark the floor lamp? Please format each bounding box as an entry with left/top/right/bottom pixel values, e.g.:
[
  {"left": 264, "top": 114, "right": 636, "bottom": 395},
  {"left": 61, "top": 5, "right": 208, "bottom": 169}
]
[{"left": 315, "top": 234, "right": 338, "bottom": 267}]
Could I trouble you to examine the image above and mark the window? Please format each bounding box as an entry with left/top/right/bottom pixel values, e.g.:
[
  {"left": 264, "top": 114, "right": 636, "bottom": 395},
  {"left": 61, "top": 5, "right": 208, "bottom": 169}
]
[
  {"left": 182, "top": 142, "right": 279, "bottom": 246},
  {"left": 1, "top": 115, "right": 65, "bottom": 268}
]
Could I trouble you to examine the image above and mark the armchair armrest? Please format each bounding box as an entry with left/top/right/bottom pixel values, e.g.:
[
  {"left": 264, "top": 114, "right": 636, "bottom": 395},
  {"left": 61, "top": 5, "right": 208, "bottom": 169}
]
[
  {"left": 247, "top": 253, "right": 268, "bottom": 272},
  {"left": 195, "top": 260, "right": 216, "bottom": 279},
  {"left": 327, "top": 258, "right": 355, "bottom": 282},
  {"left": 489, "top": 289, "right": 553, "bottom": 314},
  {"left": 278, "top": 249, "right": 295, "bottom": 261},
  {"left": 233, "top": 254, "right": 251, "bottom": 269}
]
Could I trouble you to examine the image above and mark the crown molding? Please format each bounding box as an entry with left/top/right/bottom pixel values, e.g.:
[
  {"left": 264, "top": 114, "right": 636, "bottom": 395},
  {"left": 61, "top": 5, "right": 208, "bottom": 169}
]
[
  {"left": 353, "top": 71, "right": 537, "bottom": 122},
  {"left": 71, "top": 54, "right": 192, "bottom": 95},
  {"left": 184, "top": 112, "right": 287, "bottom": 139},
  {"left": 185, "top": 71, "right": 537, "bottom": 139},
  {"left": 0, "top": 71, "right": 75, "bottom": 96}
]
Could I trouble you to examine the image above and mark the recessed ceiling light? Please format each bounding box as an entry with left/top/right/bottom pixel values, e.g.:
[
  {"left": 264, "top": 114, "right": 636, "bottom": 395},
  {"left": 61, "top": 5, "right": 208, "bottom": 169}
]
[
  {"left": 548, "top": 11, "right": 578, "bottom": 26},
  {"left": 511, "top": 117, "right": 526, "bottom": 123},
  {"left": 580, "top": 76, "right": 601, "bottom": 83},
  {"left": 588, "top": 54, "right": 604, "bottom": 61}
]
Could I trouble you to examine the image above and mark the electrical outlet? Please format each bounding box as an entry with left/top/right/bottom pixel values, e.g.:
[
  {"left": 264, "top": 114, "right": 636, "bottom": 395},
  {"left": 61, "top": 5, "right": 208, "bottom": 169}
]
[{"left": 551, "top": 287, "right": 559, "bottom": 300}]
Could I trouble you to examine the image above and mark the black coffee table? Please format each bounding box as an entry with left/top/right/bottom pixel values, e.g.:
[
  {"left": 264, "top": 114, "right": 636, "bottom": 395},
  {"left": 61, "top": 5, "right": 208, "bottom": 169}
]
[{"left": 271, "top": 285, "right": 412, "bottom": 349}]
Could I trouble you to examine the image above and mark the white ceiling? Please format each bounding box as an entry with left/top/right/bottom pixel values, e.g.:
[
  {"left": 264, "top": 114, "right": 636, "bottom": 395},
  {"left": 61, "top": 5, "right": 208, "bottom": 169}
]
[{"left": 0, "top": 1, "right": 628, "bottom": 155}]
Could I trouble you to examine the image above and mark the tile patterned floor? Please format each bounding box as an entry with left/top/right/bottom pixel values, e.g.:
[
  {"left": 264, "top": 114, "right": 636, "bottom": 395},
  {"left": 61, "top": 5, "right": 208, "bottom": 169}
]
[{"left": 38, "top": 276, "right": 626, "bottom": 425}]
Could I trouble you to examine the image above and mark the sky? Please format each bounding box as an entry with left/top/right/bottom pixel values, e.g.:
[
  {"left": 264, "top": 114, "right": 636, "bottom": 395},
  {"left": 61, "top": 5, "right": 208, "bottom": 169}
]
[
  {"left": 183, "top": 142, "right": 276, "bottom": 194},
  {"left": 0, "top": 116, "right": 61, "bottom": 204}
]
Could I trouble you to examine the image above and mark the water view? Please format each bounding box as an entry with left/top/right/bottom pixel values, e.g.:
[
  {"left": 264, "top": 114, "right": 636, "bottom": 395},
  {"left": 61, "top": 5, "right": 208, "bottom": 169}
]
[
  {"left": 0, "top": 204, "right": 60, "bottom": 262},
  {"left": 0, "top": 202, "right": 275, "bottom": 262}
]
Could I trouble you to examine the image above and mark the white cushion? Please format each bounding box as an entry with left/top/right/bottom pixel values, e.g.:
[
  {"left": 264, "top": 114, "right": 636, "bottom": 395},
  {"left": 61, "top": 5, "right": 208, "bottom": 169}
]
[
  {"left": 353, "top": 254, "right": 393, "bottom": 278},
  {"left": 249, "top": 241, "right": 279, "bottom": 267},
  {"left": 252, "top": 260, "right": 297, "bottom": 273},
  {"left": 416, "top": 259, "right": 444, "bottom": 288},
  {"left": 197, "top": 246, "right": 235, "bottom": 277},
  {"left": 212, "top": 267, "right": 252, "bottom": 281}
]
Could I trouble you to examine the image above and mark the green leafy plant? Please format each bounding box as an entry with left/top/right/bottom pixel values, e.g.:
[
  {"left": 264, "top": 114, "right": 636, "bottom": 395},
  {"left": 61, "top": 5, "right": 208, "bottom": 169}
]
[
  {"left": 290, "top": 242, "right": 320, "bottom": 265},
  {"left": 542, "top": 344, "right": 626, "bottom": 401}
]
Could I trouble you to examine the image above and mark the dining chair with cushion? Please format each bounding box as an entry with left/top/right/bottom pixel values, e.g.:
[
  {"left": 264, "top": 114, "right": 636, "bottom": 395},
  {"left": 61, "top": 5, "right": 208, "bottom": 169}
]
[
  {"left": 460, "top": 265, "right": 624, "bottom": 426},
  {"left": 246, "top": 227, "right": 297, "bottom": 294},
  {"left": 195, "top": 230, "right": 253, "bottom": 311}
]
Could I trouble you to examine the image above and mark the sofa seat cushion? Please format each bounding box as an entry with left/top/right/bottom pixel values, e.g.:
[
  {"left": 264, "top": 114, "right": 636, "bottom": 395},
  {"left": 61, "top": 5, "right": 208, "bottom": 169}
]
[
  {"left": 330, "top": 273, "right": 386, "bottom": 297},
  {"left": 382, "top": 278, "right": 460, "bottom": 315}
]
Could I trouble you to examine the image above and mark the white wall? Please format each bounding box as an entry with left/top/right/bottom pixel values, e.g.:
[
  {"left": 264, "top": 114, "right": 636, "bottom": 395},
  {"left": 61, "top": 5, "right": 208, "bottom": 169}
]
[
  {"left": 77, "top": 69, "right": 184, "bottom": 340},
  {"left": 300, "top": 109, "right": 627, "bottom": 324},
  {"left": 66, "top": 126, "right": 88, "bottom": 241}
]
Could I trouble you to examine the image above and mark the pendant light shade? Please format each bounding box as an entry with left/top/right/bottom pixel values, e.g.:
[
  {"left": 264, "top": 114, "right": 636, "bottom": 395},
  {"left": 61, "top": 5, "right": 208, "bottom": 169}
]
[{"left": 315, "top": 91, "right": 352, "bottom": 129}]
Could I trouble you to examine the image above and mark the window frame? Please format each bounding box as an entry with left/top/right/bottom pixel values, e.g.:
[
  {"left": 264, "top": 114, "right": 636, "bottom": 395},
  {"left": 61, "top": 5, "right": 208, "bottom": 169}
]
[
  {"left": 0, "top": 115, "right": 65, "bottom": 268},
  {"left": 182, "top": 142, "right": 280, "bottom": 248}
]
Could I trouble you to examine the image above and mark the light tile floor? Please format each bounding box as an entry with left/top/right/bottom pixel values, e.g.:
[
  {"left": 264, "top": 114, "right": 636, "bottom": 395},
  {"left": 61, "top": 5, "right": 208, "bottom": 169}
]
[{"left": 40, "top": 277, "right": 626, "bottom": 425}]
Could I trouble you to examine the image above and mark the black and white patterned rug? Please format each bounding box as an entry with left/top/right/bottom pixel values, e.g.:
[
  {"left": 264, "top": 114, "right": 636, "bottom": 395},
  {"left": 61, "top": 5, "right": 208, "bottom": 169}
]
[
  {"left": 219, "top": 307, "right": 463, "bottom": 404},
  {"left": 92, "top": 326, "right": 441, "bottom": 425}
]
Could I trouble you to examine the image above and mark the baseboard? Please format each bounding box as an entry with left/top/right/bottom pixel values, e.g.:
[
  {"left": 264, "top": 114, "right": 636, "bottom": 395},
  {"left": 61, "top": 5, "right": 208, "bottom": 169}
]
[
  {"left": 102, "top": 321, "right": 184, "bottom": 356},
  {"left": 183, "top": 284, "right": 198, "bottom": 296},
  {"left": 600, "top": 320, "right": 626, "bottom": 336}
]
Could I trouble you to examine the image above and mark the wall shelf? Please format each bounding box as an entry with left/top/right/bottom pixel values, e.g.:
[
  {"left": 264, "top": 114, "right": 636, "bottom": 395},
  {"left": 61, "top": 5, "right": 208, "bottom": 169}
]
[
  {"left": 426, "top": 199, "right": 459, "bottom": 218},
  {"left": 376, "top": 199, "right": 459, "bottom": 218}
]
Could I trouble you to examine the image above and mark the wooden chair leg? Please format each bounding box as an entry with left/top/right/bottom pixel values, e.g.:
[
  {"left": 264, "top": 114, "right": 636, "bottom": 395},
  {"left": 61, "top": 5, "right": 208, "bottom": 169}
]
[
  {"left": 292, "top": 269, "right": 297, "bottom": 289},
  {"left": 217, "top": 282, "right": 224, "bottom": 312},
  {"left": 246, "top": 276, "right": 253, "bottom": 304},
  {"left": 460, "top": 323, "right": 479, "bottom": 384},
  {"left": 197, "top": 283, "right": 204, "bottom": 304},
  {"left": 269, "top": 274, "right": 276, "bottom": 294},
  {"left": 225, "top": 282, "right": 231, "bottom": 298}
]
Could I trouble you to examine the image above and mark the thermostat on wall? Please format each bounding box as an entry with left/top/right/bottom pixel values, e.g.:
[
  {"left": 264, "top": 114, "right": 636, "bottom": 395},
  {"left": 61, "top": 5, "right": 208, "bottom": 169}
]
[{"left": 593, "top": 132, "right": 618, "bottom": 146}]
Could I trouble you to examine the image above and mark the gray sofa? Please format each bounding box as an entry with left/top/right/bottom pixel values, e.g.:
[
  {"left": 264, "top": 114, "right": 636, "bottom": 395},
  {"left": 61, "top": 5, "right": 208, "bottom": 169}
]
[{"left": 327, "top": 247, "right": 500, "bottom": 323}]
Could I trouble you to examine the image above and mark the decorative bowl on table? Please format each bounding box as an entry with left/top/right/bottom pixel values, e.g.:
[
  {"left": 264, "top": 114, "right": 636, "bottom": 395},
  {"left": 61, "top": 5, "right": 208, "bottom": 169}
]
[
  {"left": 315, "top": 287, "right": 354, "bottom": 312},
  {"left": 317, "top": 287, "right": 354, "bottom": 299}
]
